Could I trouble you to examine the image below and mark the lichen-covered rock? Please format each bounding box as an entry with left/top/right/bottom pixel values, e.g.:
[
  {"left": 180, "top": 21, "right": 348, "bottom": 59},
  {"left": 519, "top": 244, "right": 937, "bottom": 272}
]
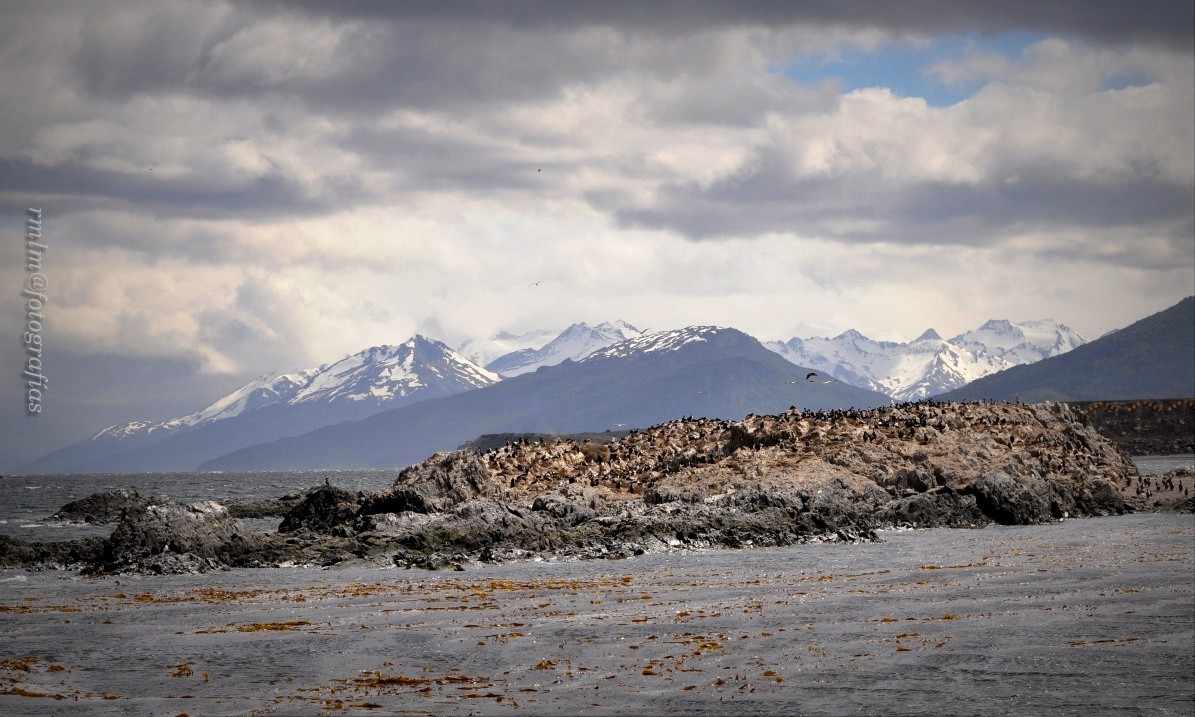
[{"left": 532, "top": 485, "right": 607, "bottom": 526}]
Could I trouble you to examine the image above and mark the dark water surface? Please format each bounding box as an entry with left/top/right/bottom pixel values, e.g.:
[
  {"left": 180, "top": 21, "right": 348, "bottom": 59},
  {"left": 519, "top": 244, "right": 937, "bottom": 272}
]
[
  {"left": 1, "top": 513, "right": 1192, "bottom": 716},
  {"left": 0, "top": 469, "right": 399, "bottom": 542}
]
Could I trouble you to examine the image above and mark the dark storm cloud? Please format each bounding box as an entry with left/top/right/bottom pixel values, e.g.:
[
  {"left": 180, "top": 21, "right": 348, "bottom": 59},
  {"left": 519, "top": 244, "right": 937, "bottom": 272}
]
[
  {"left": 0, "top": 158, "right": 356, "bottom": 221},
  {"left": 0, "top": 346, "right": 242, "bottom": 458},
  {"left": 614, "top": 153, "right": 1194, "bottom": 260},
  {"left": 65, "top": 4, "right": 723, "bottom": 112},
  {"left": 265, "top": 0, "right": 1194, "bottom": 50}
]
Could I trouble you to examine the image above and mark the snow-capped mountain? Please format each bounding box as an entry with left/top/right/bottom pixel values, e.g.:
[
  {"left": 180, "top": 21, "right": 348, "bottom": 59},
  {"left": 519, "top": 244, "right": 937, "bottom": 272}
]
[
  {"left": 90, "top": 371, "right": 317, "bottom": 441},
  {"left": 766, "top": 319, "right": 1086, "bottom": 402},
  {"left": 457, "top": 328, "right": 557, "bottom": 368},
  {"left": 486, "top": 320, "right": 643, "bottom": 376},
  {"left": 582, "top": 326, "right": 723, "bottom": 361},
  {"left": 90, "top": 336, "right": 499, "bottom": 443},
  {"left": 949, "top": 319, "right": 1086, "bottom": 365},
  {"left": 289, "top": 336, "right": 500, "bottom": 405},
  {"left": 22, "top": 336, "right": 500, "bottom": 474},
  {"left": 200, "top": 326, "right": 891, "bottom": 472}
]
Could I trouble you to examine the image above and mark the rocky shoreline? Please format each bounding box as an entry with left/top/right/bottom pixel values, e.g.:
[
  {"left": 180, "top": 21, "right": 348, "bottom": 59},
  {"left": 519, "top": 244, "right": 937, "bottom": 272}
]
[{"left": 0, "top": 401, "right": 1166, "bottom": 575}]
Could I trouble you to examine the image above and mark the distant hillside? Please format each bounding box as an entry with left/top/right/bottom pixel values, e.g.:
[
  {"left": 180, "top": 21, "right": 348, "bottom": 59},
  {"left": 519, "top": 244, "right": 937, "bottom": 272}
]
[
  {"left": 1075, "top": 399, "right": 1195, "bottom": 455},
  {"left": 939, "top": 297, "right": 1194, "bottom": 403}
]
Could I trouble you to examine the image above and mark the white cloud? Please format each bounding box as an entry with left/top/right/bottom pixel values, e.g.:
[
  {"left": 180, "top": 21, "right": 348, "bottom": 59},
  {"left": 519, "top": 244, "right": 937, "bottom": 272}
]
[{"left": 1, "top": 2, "right": 1191, "bottom": 458}]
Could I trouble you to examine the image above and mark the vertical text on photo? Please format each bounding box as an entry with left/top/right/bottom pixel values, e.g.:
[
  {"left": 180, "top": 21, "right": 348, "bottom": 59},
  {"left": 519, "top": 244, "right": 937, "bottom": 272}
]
[{"left": 23, "top": 207, "right": 48, "bottom": 415}]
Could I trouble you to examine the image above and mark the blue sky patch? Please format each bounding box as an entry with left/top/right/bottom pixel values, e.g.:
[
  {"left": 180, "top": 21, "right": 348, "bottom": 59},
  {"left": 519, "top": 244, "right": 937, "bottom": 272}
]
[{"left": 780, "top": 31, "right": 1050, "bottom": 107}]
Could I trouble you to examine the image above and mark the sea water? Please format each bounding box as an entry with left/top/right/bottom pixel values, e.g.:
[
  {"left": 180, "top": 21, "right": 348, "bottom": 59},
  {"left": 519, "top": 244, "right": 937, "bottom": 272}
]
[
  {"left": 0, "top": 469, "right": 398, "bottom": 542},
  {"left": 0, "top": 514, "right": 1191, "bottom": 715},
  {"left": 0, "top": 460, "right": 1192, "bottom": 715}
]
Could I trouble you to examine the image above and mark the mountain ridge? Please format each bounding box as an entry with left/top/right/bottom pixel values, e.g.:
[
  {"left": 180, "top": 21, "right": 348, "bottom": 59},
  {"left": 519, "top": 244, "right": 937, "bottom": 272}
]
[
  {"left": 199, "top": 326, "right": 892, "bottom": 472},
  {"left": 937, "top": 297, "right": 1194, "bottom": 402},
  {"left": 484, "top": 320, "right": 642, "bottom": 376},
  {"left": 766, "top": 318, "right": 1086, "bottom": 401},
  {"left": 20, "top": 300, "right": 1188, "bottom": 475}
]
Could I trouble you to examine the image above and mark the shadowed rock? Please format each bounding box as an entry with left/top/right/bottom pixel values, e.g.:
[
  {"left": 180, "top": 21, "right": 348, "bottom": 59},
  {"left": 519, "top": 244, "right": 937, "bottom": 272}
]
[
  {"left": 48, "top": 489, "right": 150, "bottom": 524},
  {"left": 96, "top": 500, "right": 265, "bottom": 574},
  {"left": 279, "top": 485, "right": 362, "bottom": 534},
  {"left": 359, "top": 451, "right": 494, "bottom": 516}
]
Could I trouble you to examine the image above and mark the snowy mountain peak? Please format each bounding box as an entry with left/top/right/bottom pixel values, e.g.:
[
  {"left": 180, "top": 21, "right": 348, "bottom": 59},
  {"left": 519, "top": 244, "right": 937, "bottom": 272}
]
[
  {"left": 90, "top": 336, "right": 500, "bottom": 444},
  {"left": 89, "top": 370, "right": 316, "bottom": 442},
  {"left": 977, "top": 318, "right": 1016, "bottom": 333},
  {"left": 768, "top": 318, "right": 1087, "bottom": 401},
  {"left": 486, "top": 320, "right": 643, "bottom": 376},
  {"left": 584, "top": 326, "right": 722, "bottom": 361},
  {"left": 292, "top": 336, "right": 498, "bottom": 404},
  {"left": 457, "top": 327, "right": 557, "bottom": 368},
  {"left": 950, "top": 319, "right": 1085, "bottom": 364}
]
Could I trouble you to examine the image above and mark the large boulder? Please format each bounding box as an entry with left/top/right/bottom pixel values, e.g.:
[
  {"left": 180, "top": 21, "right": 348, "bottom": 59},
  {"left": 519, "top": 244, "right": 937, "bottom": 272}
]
[
  {"left": 278, "top": 485, "right": 362, "bottom": 534},
  {"left": 0, "top": 534, "right": 105, "bottom": 570},
  {"left": 96, "top": 500, "right": 264, "bottom": 574},
  {"left": 360, "top": 451, "right": 495, "bottom": 515},
  {"left": 880, "top": 489, "right": 988, "bottom": 528},
  {"left": 963, "top": 470, "right": 1056, "bottom": 525},
  {"left": 48, "top": 489, "right": 150, "bottom": 524}
]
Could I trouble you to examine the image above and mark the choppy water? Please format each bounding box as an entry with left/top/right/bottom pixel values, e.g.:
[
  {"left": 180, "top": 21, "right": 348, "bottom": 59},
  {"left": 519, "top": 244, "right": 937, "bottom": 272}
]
[
  {"left": 0, "top": 469, "right": 398, "bottom": 542},
  {"left": 1, "top": 514, "right": 1191, "bottom": 715}
]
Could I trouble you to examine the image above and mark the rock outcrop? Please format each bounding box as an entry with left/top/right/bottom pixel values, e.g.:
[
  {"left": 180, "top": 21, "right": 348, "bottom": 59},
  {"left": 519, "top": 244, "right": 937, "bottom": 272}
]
[
  {"left": 266, "top": 400, "right": 1134, "bottom": 568},
  {"left": 47, "top": 488, "right": 150, "bottom": 524},
  {"left": 96, "top": 500, "right": 266, "bottom": 574},
  {"left": 1076, "top": 399, "right": 1195, "bottom": 455},
  {"left": 9, "top": 401, "right": 1144, "bottom": 574}
]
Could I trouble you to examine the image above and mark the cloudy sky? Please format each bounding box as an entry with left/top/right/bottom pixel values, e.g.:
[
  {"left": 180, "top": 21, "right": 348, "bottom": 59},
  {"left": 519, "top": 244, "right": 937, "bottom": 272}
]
[{"left": 2, "top": 1, "right": 1193, "bottom": 462}]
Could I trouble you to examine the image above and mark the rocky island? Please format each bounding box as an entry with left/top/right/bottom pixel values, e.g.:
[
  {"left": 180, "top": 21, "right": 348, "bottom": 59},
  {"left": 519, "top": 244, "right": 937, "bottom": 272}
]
[{"left": 0, "top": 401, "right": 1149, "bottom": 574}]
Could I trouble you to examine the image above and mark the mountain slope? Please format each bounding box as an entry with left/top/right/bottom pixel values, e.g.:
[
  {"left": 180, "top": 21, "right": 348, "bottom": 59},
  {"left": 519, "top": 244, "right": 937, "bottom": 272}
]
[
  {"left": 201, "top": 327, "right": 892, "bottom": 471},
  {"left": 486, "top": 321, "right": 642, "bottom": 376},
  {"left": 938, "top": 297, "right": 1194, "bottom": 402},
  {"left": 22, "top": 336, "right": 499, "bottom": 474},
  {"left": 950, "top": 319, "right": 1086, "bottom": 365},
  {"left": 457, "top": 328, "right": 557, "bottom": 369},
  {"left": 766, "top": 319, "right": 1086, "bottom": 400}
]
